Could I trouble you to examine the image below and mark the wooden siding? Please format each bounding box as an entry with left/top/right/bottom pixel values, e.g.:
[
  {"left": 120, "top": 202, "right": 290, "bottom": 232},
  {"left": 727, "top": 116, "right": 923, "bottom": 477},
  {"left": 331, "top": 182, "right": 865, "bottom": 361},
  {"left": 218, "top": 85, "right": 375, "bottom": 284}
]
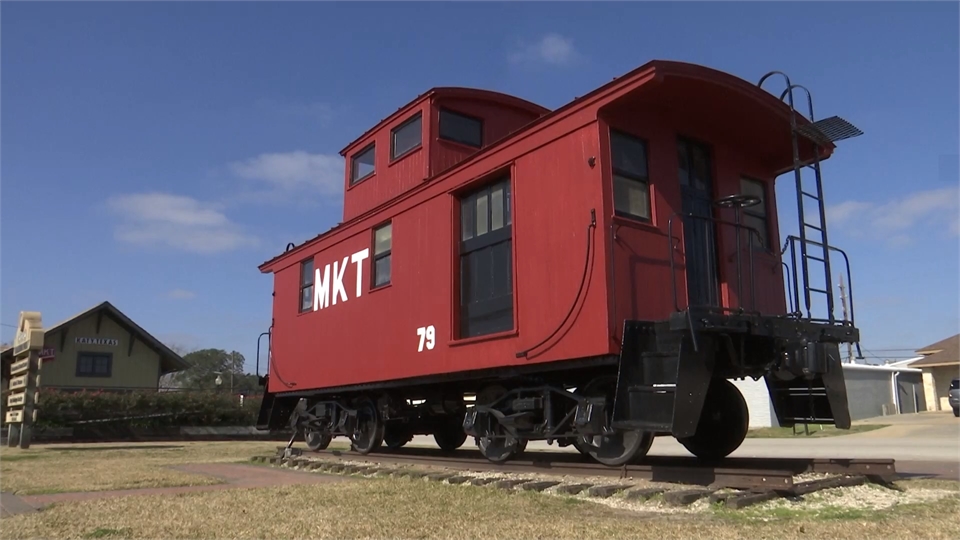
[
  {"left": 341, "top": 91, "right": 547, "bottom": 223},
  {"left": 342, "top": 103, "right": 431, "bottom": 222},
  {"left": 430, "top": 97, "right": 543, "bottom": 175},
  {"left": 601, "top": 93, "right": 787, "bottom": 344},
  {"left": 269, "top": 120, "right": 608, "bottom": 391},
  {"left": 38, "top": 312, "right": 162, "bottom": 389}
]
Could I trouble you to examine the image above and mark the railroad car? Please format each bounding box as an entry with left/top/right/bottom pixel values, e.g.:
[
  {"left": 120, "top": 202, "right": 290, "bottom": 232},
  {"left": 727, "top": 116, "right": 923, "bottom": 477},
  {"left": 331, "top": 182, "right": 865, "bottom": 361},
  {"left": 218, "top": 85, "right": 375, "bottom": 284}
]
[{"left": 255, "top": 59, "right": 865, "bottom": 466}]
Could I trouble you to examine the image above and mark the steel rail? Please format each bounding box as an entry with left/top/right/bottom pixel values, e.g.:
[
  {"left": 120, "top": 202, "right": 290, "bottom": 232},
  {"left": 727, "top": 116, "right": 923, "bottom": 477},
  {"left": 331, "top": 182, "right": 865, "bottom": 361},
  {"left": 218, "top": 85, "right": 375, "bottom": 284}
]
[{"left": 281, "top": 445, "right": 897, "bottom": 491}]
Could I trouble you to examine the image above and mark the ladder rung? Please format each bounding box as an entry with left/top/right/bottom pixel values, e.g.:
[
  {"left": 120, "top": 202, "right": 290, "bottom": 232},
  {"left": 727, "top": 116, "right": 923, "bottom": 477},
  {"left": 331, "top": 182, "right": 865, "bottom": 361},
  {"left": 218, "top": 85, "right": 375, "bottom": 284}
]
[
  {"left": 801, "top": 190, "right": 821, "bottom": 200},
  {"left": 804, "top": 255, "right": 826, "bottom": 263},
  {"left": 804, "top": 164, "right": 819, "bottom": 171},
  {"left": 808, "top": 287, "right": 830, "bottom": 295},
  {"left": 803, "top": 223, "right": 824, "bottom": 232}
]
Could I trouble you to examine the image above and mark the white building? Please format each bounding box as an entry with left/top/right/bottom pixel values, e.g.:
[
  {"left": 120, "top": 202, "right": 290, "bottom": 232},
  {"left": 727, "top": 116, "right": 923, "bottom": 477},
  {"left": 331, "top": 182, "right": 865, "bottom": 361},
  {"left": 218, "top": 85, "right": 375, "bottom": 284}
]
[{"left": 732, "top": 362, "right": 926, "bottom": 428}]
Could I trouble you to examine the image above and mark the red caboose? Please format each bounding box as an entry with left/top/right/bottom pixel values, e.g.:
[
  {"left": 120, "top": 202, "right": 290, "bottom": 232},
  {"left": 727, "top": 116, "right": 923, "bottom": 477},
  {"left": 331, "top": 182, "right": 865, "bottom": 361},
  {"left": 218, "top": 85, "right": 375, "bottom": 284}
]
[{"left": 256, "top": 60, "right": 864, "bottom": 465}]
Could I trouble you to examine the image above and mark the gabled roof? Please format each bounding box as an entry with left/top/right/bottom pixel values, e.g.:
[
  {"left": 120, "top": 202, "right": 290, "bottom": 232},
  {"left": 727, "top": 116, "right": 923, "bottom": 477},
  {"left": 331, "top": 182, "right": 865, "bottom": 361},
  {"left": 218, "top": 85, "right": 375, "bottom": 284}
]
[
  {"left": 909, "top": 334, "right": 959, "bottom": 368},
  {"left": 1, "top": 301, "right": 191, "bottom": 375}
]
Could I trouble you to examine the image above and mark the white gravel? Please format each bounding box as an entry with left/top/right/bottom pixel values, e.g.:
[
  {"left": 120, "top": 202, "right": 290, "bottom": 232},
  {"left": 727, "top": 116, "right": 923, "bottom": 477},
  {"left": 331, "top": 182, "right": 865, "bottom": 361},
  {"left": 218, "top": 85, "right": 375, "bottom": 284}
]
[{"left": 281, "top": 455, "right": 958, "bottom": 517}]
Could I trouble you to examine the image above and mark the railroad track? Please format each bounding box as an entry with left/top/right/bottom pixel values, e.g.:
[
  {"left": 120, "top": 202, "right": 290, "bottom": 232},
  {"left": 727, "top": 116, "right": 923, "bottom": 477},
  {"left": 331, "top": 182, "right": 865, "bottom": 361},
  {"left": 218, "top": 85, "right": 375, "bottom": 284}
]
[{"left": 254, "top": 444, "right": 900, "bottom": 510}]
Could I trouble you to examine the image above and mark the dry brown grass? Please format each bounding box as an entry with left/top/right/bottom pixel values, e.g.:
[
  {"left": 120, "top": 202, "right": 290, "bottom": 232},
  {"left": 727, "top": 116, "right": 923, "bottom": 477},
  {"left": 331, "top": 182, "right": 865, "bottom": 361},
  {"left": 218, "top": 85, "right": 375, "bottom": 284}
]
[
  {"left": 1, "top": 441, "right": 958, "bottom": 539},
  {"left": 2, "top": 476, "right": 958, "bottom": 540},
  {"left": 0, "top": 441, "right": 301, "bottom": 495}
]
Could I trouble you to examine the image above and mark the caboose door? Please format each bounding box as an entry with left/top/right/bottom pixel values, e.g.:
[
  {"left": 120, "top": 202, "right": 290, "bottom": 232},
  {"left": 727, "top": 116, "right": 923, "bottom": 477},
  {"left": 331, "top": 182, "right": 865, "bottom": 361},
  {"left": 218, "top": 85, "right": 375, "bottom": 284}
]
[{"left": 677, "top": 138, "right": 720, "bottom": 308}]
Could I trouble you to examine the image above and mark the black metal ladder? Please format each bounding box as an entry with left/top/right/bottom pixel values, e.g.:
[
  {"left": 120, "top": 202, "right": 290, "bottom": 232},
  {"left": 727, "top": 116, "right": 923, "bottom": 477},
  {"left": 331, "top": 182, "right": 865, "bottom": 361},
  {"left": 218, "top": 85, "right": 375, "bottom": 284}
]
[{"left": 758, "top": 71, "right": 863, "bottom": 323}]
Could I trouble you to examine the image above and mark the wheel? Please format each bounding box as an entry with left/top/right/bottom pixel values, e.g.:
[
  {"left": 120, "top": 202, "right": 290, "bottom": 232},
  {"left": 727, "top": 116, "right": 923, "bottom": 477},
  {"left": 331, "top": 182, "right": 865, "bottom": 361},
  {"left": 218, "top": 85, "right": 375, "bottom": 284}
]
[
  {"left": 575, "top": 375, "right": 654, "bottom": 466},
  {"left": 304, "top": 428, "right": 332, "bottom": 452},
  {"left": 677, "top": 378, "right": 749, "bottom": 461},
  {"left": 474, "top": 385, "right": 523, "bottom": 463},
  {"left": 349, "top": 397, "right": 385, "bottom": 454},
  {"left": 433, "top": 419, "right": 468, "bottom": 452},
  {"left": 383, "top": 425, "right": 412, "bottom": 450}
]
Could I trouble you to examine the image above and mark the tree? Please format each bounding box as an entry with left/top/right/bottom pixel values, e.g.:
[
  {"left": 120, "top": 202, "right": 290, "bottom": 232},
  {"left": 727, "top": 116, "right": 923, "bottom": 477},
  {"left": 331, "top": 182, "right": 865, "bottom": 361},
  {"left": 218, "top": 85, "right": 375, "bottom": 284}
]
[{"left": 172, "top": 348, "right": 253, "bottom": 392}]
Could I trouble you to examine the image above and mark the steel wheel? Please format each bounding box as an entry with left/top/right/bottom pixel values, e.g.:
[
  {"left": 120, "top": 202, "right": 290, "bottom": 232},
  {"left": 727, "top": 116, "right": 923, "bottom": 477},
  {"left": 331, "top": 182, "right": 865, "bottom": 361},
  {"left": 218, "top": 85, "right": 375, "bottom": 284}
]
[
  {"left": 474, "top": 385, "right": 522, "bottom": 463},
  {"left": 434, "top": 421, "right": 468, "bottom": 452},
  {"left": 383, "top": 425, "right": 412, "bottom": 450},
  {"left": 350, "top": 397, "right": 385, "bottom": 454},
  {"left": 304, "top": 428, "right": 332, "bottom": 452},
  {"left": 576, "top": 375, "right": 654, "bottom": 467},
  {"left": 677, "top": 378, "right": 748, "bottom": 461}
]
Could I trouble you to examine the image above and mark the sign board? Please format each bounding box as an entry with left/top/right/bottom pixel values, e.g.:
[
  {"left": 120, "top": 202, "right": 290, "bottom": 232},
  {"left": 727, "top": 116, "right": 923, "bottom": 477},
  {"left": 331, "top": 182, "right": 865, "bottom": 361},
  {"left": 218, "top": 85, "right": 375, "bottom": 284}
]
[
  {"left": 75, "top": 337, "right": 118, "bottom": 346},
  {"left": 5, "top": 311, "right": 43, "bottom": 449},
  {"left": 12, "top": 312, "right": 44, "bottom": 356}
]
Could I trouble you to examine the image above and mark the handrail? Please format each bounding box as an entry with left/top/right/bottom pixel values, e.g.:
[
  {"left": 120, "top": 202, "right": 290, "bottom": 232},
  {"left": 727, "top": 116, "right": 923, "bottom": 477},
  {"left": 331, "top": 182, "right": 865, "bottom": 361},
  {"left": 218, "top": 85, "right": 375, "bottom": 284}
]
[
  {"left": 666, "top": 212, "right": 765, "bottom": 313},
  {"left": 780, "top": 235, "right": 857, "bottom": 328},
  {"left": 256, "top": 330, "right": 271, "bottom": 378}
]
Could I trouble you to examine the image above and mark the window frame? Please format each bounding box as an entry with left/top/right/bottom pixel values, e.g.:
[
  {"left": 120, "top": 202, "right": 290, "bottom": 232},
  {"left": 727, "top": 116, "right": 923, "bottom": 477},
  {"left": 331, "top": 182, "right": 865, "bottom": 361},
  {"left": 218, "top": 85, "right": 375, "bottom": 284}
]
[
  {"left": 299, "top": 257, "right": 315, "bottom": 313},
  {"left": 350, "top": 143, "right": 376, "bottom": 185},
  {"left": 456, "top": 174, "right": 514, "bottom": 340},
  {"left": 390, "top": 112, "right": 422, "bottom": 161},
  {"left": 371, "top": 221, "right": 392, "bottom": 289},
  {"left": 609, "top": 129, "right": 652, "bottom": 223},
  {"left": 739, "top": 176, "right": 771, "bottom": 251},
  {"left": 76, "top": 351, "right": 112, "bottom": 378},
  {"left": 438, "top": 108, "right": 483, "bottom": 148}
]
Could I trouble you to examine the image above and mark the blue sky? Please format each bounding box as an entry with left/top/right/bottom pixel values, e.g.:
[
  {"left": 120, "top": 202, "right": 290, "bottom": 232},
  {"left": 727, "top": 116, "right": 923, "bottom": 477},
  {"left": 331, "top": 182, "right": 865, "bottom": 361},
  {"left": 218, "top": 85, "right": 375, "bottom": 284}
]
[{"left": 2, "top": 2, "right": 958, "bottom": 371}]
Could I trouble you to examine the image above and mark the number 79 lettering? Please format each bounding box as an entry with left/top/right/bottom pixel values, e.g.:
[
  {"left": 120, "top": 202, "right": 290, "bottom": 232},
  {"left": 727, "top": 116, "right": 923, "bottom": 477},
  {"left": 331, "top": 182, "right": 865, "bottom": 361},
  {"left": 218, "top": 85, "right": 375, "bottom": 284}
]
[{"left": 417, "top": 325, "right": 436, "bottom": 352}]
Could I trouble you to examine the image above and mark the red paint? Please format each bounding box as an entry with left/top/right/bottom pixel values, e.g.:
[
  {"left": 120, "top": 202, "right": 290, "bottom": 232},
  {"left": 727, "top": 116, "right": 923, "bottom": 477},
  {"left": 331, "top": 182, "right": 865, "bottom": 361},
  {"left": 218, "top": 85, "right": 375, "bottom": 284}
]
[
  {"left": 340, "top": 88, "right": 548, "bottom": 222},
  {"left": 261, "top": 60, "right": 834, "bottom": 394}
]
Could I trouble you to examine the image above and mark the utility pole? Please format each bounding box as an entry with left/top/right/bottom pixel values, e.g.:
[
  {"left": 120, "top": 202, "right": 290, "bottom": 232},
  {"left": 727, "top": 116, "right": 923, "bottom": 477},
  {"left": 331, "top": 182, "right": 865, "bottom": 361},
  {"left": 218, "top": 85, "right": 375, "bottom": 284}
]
[{"left": 838, "top": 275, "right": 854, "bottom": 363}]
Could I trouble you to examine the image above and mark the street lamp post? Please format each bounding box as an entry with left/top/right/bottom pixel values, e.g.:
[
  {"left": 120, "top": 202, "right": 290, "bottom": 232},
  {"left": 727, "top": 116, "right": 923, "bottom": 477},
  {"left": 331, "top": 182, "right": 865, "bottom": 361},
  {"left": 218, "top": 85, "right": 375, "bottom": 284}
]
[{"left": 213, "top": 371, "right": 233, "bottom": 393}]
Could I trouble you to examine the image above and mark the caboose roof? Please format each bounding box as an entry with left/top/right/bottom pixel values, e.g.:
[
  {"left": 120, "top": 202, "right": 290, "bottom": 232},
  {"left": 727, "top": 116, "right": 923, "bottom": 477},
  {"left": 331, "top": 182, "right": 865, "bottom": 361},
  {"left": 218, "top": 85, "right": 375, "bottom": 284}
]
[
  {"left": 338, "top": 87, "right": 552, "bottom": 158},
  {"left": 262, "top": 59, "right": 836, "bottom": 272}
]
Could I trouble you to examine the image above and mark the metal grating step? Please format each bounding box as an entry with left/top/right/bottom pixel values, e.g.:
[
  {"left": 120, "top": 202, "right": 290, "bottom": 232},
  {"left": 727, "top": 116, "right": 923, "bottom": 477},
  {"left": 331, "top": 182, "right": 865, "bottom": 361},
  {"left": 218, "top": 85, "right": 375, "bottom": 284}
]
[{"left": 796, "top": 115, "right": 864, "bottom": 145}]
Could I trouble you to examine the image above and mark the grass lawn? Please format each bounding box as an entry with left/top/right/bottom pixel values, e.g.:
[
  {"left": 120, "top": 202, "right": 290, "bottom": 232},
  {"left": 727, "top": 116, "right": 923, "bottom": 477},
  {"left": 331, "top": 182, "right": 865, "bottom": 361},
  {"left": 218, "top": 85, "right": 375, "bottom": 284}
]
[
  {"left": 745, "top": 423, "right": 888, "bottom": 438},
  {"left": 1, "top": 441, "right": 958, "bottom": 539},
  {"left": 0, "top": 440, "right": 342, "bottom": 495}
]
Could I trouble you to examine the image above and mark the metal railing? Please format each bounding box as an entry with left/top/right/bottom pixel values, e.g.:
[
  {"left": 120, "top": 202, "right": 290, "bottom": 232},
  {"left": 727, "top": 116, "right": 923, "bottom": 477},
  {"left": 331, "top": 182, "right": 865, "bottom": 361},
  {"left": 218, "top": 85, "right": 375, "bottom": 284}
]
[
  {"left": 780, "top": 234, "right": 857, "bottom": 327},
  {"left": 667, "top": 212, "right": 766, "bottom": 314}
]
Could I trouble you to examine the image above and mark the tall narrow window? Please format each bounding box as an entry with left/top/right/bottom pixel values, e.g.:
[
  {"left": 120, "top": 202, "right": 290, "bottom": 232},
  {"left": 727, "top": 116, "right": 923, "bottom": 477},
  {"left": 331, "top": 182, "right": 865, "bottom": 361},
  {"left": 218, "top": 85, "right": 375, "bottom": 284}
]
[
  {"left": 351, "top": 144, "right": 375, "bottom": 184},
  {"left": 439, "top": 109, "right": 483, "bottom": 148},
  {"left": 299, "top": 258, "right": 314, "bottom": 312},
  {"left": 372, "top": 222, "right": 392, "bottom": 288},
  {"left": 610, "top": 130, "right": 651, "bottom": 221},
  {"left": 391, "top": 113, "right": 422, "bottom": 159},
  {"left": 740, "top": 177, "right": 770, "bottom": 249},
  {"left": 459, "top": 176, "right": 513, "bottom": 338}
]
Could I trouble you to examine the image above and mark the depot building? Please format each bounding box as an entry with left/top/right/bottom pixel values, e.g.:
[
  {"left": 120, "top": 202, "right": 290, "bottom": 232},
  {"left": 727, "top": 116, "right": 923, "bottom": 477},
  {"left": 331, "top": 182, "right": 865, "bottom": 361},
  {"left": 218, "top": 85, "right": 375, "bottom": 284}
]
[{"left": 1, "top": 301, "right": 189, "bottom": 393}]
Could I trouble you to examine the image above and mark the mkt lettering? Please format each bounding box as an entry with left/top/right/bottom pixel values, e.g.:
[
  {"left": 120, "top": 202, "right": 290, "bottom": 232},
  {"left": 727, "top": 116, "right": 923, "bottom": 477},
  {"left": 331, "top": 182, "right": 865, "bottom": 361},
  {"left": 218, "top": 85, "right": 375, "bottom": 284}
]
[{"left": 314, "top": 248, "right": 369, "bottom": 311}]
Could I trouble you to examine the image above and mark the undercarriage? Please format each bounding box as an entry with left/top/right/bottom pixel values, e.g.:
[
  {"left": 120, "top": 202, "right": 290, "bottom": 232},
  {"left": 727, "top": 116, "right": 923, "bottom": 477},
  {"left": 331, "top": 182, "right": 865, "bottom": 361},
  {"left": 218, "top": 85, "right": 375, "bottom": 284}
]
[
  {"left": 260, "top": 307, "right": 857, "bottom": 467},
  {"left": 460, "top": 310, "right": 857, "bottom": 465}
]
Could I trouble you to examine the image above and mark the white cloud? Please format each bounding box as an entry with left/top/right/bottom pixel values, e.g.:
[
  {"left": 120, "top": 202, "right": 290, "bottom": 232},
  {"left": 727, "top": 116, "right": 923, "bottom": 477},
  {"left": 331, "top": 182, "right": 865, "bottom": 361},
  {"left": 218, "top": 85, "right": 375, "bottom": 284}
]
[
  {"left": 508, "top": 33, "right": 579, "bottom": 66},
  {"left": 826, "top": 185, "right": 959, "bottom": 246},
  {"left": 106, "top": 193, "right": 259, "bottom": 254},
  {"left": 228, "top": 150, "right": 343, "bottom": 202},
  {"left": 167, "top": 288, "right": 196, "bottom": 300}
]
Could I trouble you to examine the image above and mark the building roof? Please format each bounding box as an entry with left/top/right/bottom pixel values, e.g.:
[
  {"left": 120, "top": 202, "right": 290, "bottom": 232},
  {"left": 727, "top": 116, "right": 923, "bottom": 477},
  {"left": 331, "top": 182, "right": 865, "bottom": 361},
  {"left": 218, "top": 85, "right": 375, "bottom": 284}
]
[
  {"left": 1, "top": 301, "right": 191, "bottom": 375},
  {"left": 909, "top": 334, "right": 959, "bottom": 368}
]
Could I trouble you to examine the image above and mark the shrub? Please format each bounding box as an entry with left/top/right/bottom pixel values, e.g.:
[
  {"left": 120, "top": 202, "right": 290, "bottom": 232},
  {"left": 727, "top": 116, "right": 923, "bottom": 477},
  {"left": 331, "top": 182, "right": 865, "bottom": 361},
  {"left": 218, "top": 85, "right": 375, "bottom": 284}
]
[{"left": 34, "top": 389, "right": 264, "bottom": 430}]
